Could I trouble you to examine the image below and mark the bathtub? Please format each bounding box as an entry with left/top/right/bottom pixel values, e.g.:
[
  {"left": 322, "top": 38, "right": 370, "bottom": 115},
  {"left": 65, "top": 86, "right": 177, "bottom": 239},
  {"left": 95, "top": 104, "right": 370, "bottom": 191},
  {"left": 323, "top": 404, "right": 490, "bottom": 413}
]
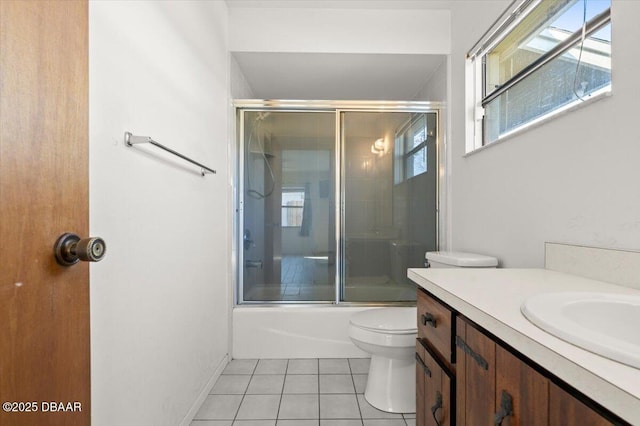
[{"left": 232, "top": 306, "right": 375, "bottom": 359}]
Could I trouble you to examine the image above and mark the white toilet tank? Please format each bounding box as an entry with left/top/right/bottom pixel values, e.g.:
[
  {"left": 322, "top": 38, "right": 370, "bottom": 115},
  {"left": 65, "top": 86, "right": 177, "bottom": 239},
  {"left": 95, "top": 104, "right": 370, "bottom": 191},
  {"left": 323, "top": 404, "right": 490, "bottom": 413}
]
[{"left": 425, "top": 251, "right": 498, "bottom": 268}]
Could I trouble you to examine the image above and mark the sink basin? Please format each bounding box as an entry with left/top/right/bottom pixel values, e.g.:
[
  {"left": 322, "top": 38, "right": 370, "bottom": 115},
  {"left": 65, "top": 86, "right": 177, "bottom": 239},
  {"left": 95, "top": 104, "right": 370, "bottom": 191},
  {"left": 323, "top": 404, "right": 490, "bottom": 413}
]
[{"left": 521, "top": 292, "right": 640, "bottom": 369}]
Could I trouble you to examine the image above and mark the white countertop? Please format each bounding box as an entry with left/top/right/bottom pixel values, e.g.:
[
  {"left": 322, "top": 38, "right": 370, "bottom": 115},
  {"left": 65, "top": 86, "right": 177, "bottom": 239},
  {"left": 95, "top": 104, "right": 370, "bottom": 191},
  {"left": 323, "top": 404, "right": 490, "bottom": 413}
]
[{"left": 408, "top": 267, "right": 640, "bottom": 424}]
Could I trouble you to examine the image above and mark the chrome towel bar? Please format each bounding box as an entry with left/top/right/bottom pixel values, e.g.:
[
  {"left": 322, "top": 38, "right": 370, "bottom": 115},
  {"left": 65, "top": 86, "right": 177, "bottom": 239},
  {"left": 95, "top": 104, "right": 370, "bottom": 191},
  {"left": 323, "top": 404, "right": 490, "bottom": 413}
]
[{"left": 124, "top": 132, "right": 216, "bottom": 176}]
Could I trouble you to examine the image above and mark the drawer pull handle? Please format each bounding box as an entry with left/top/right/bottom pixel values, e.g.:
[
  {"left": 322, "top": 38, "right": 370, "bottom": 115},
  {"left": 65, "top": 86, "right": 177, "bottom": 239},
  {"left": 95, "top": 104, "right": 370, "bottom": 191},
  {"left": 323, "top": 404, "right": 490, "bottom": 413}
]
[
  {"left": 456, "top": 336, "right": 489, "bottom": 370},
  {"left": 494, "top": 390, "right": 514, "bottom": 425},
  {"left": 415, "top": 353, "right": 432, "bottom": 377},
  {"left": 421, "top": 313, "right": 437, "bottom": 328},
  {"left": 431, "top": 390, "right": 443, "bottom": 426}
]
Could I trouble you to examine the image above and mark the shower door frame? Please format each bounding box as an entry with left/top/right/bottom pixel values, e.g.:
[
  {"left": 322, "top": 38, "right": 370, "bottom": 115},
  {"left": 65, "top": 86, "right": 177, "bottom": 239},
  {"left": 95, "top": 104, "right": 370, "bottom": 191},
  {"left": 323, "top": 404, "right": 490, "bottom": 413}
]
[{"left": 234, "top": 100, "right": 445, "bottom": 306}]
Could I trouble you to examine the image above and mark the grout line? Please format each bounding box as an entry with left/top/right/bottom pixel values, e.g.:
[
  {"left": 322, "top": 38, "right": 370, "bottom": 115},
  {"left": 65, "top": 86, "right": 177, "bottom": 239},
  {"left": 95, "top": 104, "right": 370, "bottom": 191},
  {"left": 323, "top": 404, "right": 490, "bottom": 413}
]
[
  {"left": 317, "top": 358, "right": 321, "bottom": 423},
  {"left": 274, "top": 359, "right": 287, "bottom": 422},
  {"left": 349, "top": 359, "right": 365, "bottom": 425},
  {"left": 232, "top": 360, "right": 258, "bottom": 423}
]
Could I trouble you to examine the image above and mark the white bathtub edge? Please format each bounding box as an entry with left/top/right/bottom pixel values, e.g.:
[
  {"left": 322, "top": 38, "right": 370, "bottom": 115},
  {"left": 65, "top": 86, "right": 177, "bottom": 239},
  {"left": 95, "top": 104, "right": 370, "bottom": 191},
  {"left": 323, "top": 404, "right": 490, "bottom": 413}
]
[{"left": 232, "top": 306, "right": 372, "bottom": 359}]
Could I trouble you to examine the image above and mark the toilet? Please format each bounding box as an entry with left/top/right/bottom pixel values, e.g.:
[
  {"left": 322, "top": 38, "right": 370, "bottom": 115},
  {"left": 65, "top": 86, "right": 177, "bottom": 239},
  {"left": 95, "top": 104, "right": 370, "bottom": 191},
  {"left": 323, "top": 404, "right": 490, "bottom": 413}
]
[
  {"left": 425, "top": 250, "right": 498, "bottom": 269},
  {"left": 349, "top": 251, "right": 498, "bottom": 413},
  {"left": 349, "top": 307, "right": 417, "bottom": 413}
]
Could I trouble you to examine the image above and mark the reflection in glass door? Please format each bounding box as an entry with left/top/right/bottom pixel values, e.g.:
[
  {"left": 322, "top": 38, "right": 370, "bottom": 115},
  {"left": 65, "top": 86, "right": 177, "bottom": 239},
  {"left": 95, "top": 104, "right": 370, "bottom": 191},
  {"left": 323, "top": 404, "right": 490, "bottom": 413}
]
[
  {"left": 341, "top": 111, "right": 438, "bottom": 302},
  {"left": 241, "top": 111, "right": 336, "bottom": 302},
  {"left": 238, "top": 105, "right": 439, "bottom": 304}
]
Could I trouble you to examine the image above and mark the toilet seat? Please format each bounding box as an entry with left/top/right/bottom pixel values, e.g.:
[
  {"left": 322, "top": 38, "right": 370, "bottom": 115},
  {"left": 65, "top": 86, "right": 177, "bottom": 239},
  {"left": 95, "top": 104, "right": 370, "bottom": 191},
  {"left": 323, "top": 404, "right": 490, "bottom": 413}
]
[{"left": 350, "top": 307, "right": 417, "bottom": 334}]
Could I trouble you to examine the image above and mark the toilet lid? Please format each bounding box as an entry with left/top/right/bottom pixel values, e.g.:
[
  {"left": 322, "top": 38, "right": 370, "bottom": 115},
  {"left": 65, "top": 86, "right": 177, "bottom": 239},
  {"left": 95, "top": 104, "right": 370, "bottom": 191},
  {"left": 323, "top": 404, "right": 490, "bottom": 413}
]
[{"left": 350, "top": 308, "right": 417, "bottom": 333}]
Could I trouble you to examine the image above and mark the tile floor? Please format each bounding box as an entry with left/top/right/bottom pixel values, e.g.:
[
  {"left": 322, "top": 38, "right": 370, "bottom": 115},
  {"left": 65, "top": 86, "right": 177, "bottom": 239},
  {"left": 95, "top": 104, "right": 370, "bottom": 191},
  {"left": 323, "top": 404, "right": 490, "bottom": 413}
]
[{"left": 192, "top": 358, "right": 416, "bottom": 426}]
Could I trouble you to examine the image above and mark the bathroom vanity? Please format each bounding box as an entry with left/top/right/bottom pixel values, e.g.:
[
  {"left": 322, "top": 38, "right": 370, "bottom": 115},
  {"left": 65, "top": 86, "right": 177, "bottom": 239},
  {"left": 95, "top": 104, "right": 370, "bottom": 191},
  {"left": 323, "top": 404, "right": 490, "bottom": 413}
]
[{"left": 409, "top": 268, "right": 640, "bottom": 426}]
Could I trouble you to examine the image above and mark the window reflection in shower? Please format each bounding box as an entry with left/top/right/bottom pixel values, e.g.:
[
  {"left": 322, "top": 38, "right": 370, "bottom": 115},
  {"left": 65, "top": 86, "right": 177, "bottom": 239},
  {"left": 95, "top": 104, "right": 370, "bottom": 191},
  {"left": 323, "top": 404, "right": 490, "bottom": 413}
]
[{"left": 341, "top": 111, "right": 437, "bottom": 302}]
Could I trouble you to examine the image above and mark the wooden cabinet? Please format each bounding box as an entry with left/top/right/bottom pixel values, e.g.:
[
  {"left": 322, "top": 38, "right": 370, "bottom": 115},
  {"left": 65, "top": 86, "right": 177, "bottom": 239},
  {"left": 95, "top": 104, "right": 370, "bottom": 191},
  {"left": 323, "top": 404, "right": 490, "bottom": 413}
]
[
  {"left": 549, "top": 383, "right": 612, "bottom": 426},
  {"left": 415, "top": 288, "right": 624, "bottom": 426},
  {"left": 456, "top": 317, "right": 549, "bottom": 425}
]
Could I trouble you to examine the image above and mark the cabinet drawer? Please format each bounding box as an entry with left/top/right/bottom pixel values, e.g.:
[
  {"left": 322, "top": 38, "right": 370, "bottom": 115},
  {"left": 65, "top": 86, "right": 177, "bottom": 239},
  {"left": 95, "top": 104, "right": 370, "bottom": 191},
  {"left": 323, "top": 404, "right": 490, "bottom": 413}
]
[{"left": 417, "top": 288, "right": 454, "bottom": 364}]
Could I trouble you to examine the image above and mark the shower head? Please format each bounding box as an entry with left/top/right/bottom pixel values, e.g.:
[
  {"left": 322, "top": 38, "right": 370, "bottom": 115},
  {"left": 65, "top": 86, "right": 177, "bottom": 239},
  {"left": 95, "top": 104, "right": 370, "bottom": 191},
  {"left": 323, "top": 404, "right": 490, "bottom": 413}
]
[{"left": 256, "top": 112, "right": 271, "bottom": 121}]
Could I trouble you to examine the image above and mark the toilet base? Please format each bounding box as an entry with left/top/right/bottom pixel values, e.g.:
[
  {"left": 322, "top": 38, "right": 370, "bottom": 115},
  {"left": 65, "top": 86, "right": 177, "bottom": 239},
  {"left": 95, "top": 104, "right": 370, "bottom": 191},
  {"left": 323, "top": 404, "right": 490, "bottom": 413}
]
[{"left": 363, "top": 354, "right": 416, "bottom": 413}]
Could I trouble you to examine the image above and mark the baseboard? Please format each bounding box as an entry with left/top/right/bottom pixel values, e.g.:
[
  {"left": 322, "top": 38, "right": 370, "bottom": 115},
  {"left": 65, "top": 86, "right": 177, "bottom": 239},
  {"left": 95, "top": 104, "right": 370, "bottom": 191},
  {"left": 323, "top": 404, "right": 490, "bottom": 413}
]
[{"left": 179, "top": 353, "right": 229, "bottom": 426}]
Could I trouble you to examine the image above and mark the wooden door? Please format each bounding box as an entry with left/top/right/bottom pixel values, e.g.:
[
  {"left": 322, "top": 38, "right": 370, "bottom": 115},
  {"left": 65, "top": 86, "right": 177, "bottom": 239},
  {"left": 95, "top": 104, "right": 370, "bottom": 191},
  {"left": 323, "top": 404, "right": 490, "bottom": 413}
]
[
  {"left": 495, "top": 345, "right": 548, "bottom": 426},
  {"left": 0, "top": 1, "right": 90, "bottom": 425}
]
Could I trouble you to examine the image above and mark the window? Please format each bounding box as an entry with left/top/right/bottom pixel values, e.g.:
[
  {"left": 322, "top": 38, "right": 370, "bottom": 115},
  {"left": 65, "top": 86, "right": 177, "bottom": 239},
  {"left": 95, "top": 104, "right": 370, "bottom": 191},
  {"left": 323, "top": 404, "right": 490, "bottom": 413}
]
[
  {"left": 467, "top": 0, "right": 611, "bottom": 149},
  {"left": 281, "top": 189, "right": 305, "bottom": 227},
  {"left": 394, "top": 114, "right": 434, "bottom": 183}
]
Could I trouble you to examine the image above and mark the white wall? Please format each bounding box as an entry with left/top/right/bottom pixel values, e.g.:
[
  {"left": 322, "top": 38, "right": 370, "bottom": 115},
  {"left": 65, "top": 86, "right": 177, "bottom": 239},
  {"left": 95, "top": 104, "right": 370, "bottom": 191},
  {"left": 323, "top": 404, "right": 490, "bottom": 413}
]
[
  {"left": 89, "top": 2, "right": 230, "bottom": 425},
  {"left": 229, "top": 7, "right": 450, "bottom": 54},
  {"left": 231, "top": 54, "right": 255, "bottom": 98},
  {"left": 448, "top": 0, "right": 640, "bottom": 267},
  {"left": 414, "top": 59, "right": 447, "bottom": 102}
]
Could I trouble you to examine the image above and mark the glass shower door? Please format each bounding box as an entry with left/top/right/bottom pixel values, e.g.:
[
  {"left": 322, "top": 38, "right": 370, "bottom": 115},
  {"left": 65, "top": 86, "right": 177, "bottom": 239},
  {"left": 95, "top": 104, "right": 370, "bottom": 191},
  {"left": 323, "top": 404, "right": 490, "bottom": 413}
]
[
  {"left": 340, "top": 111, "right": 438, "bottom": 302},
  {"left": 241, "top": 111, "right": 336, "bottom": 302}
]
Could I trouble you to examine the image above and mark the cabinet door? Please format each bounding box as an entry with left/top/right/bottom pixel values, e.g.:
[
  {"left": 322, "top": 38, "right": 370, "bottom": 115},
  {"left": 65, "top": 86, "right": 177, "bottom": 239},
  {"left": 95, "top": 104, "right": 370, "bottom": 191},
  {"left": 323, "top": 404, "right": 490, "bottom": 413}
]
[
  {"left": 496, "top": 345, "right": 549, "bottom": 426},
  {"left": 416, "top": 342, "right": 427, "bottom": 426},
  {"left": 424, "top": 345, "right": 453, "bottom": 426},
  {"left": 417, "top": 340, "right": 453, "bottom": 426},
  {"left": 549, "top": 382, "right": 613, "bottom": 426},
  {"left": 456, "top": 318, "right": 496, "bottom": 425}
]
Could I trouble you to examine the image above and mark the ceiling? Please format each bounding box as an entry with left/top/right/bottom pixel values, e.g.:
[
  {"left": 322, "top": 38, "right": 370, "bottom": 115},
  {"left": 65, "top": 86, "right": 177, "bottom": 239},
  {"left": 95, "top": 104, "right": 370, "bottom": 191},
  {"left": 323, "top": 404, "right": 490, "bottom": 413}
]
[
  {"left": 228, "top": 1, "right": 449, "bottom": 100},
  {"left": 233, "top": 52, "right": 446, "bottom": 100}
]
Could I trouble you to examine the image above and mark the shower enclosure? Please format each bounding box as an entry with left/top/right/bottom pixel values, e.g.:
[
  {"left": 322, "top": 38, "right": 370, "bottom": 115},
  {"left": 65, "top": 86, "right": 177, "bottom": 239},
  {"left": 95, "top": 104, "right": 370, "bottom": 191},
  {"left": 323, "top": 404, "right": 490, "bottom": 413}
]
[{"left": 236, "top": 101, "right": 440, "bottom": 304}]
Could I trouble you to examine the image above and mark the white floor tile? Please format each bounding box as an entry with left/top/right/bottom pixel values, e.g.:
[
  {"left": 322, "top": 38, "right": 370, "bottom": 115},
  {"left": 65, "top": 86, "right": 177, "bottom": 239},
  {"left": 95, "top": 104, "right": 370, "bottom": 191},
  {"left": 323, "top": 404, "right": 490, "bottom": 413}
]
[
  {"left": 278, "top": 394, "right": 320, "bottom": 419},
  {"left": 190, "top": 421, "right": 232, "bottom": 426},
  {"left": 195, "top": 358, "right": 411, "bottom": 426},
  {"left": 195, "top": 395, "right": 243, "bottom": 420},
  {"left": 283, "top": 374, "right": 318, "bottom": 394},
  {"left": 224, "top": 359, "right": 258, "bottom": 375},
  {"left": 319, "top": 374, "right": 355, "bottom": 394},
  {"left": 319, "top": 394, "right": 361, "bottom": 419},
  {"left": 320, "top": 421, "right": 363, "bottom": 426},
  {"left": 236, "top": 395, "right": 281, "bottom": 420},
  {"left": 255, "top": 359, "right": 288, "bottom": 375},
  {"left": 287, "top": 359, "right": 318, "bottom": 374},
  {"left": 246, "top": 375, "right": 285, "bottom": 394},
  {"left": 319, "top": 359, "right": 351, "bottom": 374},
  {"left": 211, "top": 375, "right": 252, "bottom": 395}
]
